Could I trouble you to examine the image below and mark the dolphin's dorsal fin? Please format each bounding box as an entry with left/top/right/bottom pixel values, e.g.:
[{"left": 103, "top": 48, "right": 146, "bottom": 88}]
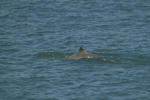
[{"left": 78, "top": 47, "right": 84, "bottom": 52}]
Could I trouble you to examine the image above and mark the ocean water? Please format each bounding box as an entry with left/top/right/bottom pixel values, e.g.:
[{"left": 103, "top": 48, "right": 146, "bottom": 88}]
[{"left": 0, "top": 0, "right": 150, "bottom": 100}]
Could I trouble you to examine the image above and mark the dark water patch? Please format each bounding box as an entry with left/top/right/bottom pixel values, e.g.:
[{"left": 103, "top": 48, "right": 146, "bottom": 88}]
[
  {"left": 35, "top": 51, "right": 66, "bottom": 59},
  {"left": 99, "top": 52, "right": 150, "bottom": 66}
]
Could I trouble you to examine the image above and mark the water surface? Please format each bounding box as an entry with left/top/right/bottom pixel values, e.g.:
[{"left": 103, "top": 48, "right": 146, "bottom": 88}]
[{"left": 0, "top": 0, "right": 150, "bottom": 100}]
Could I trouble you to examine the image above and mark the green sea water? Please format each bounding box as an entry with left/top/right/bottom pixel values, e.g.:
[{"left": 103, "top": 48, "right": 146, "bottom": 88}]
[{"left": 0, "top": 0, "right": 150, "bottom": 100}]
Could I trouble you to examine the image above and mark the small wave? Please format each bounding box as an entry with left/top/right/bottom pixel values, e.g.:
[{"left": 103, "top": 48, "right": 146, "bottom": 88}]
[
  {"left": 96, "top": 52, "right": 150, "bottom": 65},
  {"left": 35, "top": 51, "right": 150, "bottom": 65}
]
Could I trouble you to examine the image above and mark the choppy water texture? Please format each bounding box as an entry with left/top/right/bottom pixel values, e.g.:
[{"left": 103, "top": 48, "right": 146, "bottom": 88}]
[{"left": 0, "top": 0, "right": 150, "bottom": 100}]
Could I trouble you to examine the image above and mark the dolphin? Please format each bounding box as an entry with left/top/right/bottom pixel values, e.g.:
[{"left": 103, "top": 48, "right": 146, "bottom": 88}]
[{"left": 65, "top": 47, "right": 98, "bottom": 60}]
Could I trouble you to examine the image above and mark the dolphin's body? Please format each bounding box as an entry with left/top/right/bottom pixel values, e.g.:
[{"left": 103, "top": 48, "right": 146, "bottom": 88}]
[{"left": 65, "top": 47, "right": 98, "bottom": 60}]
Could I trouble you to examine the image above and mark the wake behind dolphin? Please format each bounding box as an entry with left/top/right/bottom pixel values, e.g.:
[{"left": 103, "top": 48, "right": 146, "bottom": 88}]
[{"left": 65, "top": 47, "right": 99, "bottom": 60}]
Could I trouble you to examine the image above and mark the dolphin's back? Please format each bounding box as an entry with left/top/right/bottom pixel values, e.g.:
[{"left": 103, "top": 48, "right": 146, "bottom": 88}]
[{"left": 65, "top": 50, "right": 97, "bottom": 60}]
